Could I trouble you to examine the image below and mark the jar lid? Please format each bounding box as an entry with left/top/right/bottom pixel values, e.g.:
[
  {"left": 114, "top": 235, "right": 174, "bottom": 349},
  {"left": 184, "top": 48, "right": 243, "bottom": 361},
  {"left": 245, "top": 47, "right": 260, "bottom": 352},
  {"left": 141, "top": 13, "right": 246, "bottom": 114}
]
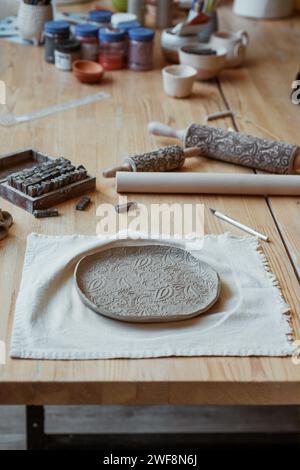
[
  {"left": 99, "top": 27, "right": 126, "bottom": 42},
  {"left": 119, "top": 20, "right": 141, "bottom": 32},
  {"left": 75, "top": 24, "right": 99, "bottom": 38},
  {"left": 89, "top": 9, "right": 113, "bottom": 23},
  {"left": 129, "top": 28, "right": 155, "bottom": 42},
  {"left": 44, "top": 20, "right": 70, "bottom": 35},
  {"left": 111, "top": 12, "right": 137, "bottom": 28},
  {"left": 55, "top": 39, "right": 81, "bottom": 53}
]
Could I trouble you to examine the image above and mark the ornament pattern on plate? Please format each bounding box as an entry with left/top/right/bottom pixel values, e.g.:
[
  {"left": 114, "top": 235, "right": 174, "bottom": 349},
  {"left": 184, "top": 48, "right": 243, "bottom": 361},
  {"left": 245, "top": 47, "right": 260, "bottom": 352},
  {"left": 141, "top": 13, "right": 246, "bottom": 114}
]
[{"left": 76, "top": 245, "right": 220, "bottom": 322}]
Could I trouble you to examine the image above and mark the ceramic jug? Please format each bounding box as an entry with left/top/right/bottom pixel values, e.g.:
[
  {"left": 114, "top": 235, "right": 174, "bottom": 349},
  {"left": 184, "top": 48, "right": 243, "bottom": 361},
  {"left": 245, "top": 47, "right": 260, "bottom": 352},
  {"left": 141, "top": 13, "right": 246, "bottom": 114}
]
[{"left": 209, "top": 30, "right": 249, "bottom": 68}]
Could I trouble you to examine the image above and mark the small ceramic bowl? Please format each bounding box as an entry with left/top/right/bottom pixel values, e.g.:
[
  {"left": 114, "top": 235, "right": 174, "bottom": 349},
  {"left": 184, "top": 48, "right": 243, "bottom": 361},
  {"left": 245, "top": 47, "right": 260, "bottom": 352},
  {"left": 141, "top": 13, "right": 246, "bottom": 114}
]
[
  {"left": 161, "top": 28, "right": 201, "bottom": 63},
  {"left": 73, "top": 60, "right": 104, "bottom": 84},
  {"left": 162, "top": 64, "right": 198, "bottom": 99},
  {"left": 179, "top": 45, "right": 227, "bottom": 80}
]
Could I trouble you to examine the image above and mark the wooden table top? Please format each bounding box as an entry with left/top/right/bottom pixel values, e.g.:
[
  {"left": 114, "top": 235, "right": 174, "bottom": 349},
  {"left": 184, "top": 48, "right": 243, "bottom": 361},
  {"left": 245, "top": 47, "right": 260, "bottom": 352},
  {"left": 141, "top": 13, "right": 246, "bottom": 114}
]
[{"left": 0, "top": 1, "right": 300, "bottom": 406}]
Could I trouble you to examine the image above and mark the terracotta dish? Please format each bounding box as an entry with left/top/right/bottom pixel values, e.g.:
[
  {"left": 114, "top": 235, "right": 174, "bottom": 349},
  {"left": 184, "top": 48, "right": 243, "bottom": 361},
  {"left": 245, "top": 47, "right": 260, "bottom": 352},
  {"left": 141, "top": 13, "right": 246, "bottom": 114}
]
[{"left": 72, "top": 60, "right": 104, "bottom": 84}]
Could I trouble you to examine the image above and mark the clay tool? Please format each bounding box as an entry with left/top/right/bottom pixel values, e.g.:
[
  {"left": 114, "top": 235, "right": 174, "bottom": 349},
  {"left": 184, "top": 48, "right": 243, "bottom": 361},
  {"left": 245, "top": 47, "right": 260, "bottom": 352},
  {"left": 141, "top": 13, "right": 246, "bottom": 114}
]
[
  {"left": 115, "top": 202, "right": 138, "bottom": 213},
  {"left": 148, "top": 121, "right": 300, "bottom": 175},
  {"left": 205, "top": 110, "right": 235, "bottom": 122},
  {"left": 103, "top": 145, "right": 200, "bottom": 178},
  {"left": 33, "top": 209, "right": 59, "bottom": 218},
  {"left": 210, "top": 208, "right": 269, "bottom": 242},
  {"left": 0, "top": 92, "right": 110, "bottom": 127},
  {"left": 76, "top": 196, "right": 91, "bottom": 211}
]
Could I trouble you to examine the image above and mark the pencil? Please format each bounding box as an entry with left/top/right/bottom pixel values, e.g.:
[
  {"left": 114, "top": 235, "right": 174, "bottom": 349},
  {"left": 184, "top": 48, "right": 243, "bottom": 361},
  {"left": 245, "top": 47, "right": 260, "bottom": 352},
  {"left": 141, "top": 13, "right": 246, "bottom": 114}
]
[{"left": 210, "top": 208, "right": 270, "bottom": 242}]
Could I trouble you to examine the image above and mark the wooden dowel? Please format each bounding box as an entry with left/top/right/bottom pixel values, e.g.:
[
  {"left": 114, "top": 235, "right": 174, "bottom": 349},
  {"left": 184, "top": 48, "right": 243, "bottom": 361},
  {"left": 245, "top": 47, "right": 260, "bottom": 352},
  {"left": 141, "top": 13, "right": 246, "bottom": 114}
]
[
  {"left": 293, "top": 150, "right": 300, "bottom": 173},
  {"left": 183, "top": 147, "right": 200, "bottom": 159},
  {"left": 103, "top": 164, "right": 132, "bottom": 179}
]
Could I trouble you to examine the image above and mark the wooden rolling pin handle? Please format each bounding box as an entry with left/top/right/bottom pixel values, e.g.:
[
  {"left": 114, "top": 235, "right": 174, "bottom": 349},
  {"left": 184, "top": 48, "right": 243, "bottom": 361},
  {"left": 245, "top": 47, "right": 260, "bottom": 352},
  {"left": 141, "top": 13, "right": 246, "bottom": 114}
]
[
  {"left": 183, "top": 147, "right": 200, "bottom": 159},
  {"left": 293, "top": 150, "right": 300, "bottom": 174},
  {"left": 148, "top": 121, "right": 185, "bottom": 142},
  {"left": 103, "top": 164, "right": 132, "bottom": 179}
]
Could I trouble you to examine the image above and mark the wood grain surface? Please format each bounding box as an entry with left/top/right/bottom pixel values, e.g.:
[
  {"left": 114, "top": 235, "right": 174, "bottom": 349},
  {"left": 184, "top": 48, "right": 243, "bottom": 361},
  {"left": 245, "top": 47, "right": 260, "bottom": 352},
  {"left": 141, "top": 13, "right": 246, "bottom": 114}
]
[{"left": 0, "top": 1, "right": 300, "bottom": 405}]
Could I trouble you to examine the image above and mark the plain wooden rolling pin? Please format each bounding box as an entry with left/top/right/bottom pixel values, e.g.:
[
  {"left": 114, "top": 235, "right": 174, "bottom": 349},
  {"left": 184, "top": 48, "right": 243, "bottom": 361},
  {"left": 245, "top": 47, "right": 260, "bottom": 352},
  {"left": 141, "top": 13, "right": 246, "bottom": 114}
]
[
  {"left": 148, "top": 122, "right": 300, "bottom": 174},
  {"left": 116, "top": 173, "right": 300, "bottom": 195}
]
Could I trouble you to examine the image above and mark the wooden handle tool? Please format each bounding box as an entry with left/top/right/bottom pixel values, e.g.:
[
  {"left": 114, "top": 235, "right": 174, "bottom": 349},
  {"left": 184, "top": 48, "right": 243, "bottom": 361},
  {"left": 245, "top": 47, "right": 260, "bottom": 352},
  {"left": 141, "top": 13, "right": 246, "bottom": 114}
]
[
  {"left": 148, "top": 121, "right": 300, "bottom": 175},
  {"left": 103, "top": 145, "right": 200, "bottom": 178}
]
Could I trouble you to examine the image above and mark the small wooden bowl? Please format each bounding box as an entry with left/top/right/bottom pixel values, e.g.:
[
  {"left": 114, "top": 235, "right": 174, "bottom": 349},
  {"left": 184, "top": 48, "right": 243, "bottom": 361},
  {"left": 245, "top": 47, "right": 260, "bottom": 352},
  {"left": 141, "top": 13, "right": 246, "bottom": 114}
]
[{"left": 72, "top": 60, "right": 104, "bottom": 84}]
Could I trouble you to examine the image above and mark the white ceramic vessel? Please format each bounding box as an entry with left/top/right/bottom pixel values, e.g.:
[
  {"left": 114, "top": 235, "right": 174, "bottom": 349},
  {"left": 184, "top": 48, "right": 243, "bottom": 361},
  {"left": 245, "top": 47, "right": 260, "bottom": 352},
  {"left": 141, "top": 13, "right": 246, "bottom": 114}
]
[
  {"left": 209, "top": 30, "right": 249, "bottom": 68},
  {"left": 161, "top": 29, "right": 201, "bottom": 63},
  {"left": 17, "top": 1, "right": 53, "bottom": 46},
  {"left": 162, "top": 65, "right": 198, "bottom": 98},
  {"left": 233, "top": 0, "right": 294, "bottom": 19},
  {"left": 179, "top": 45, "right": 227, "bottom": 80}
]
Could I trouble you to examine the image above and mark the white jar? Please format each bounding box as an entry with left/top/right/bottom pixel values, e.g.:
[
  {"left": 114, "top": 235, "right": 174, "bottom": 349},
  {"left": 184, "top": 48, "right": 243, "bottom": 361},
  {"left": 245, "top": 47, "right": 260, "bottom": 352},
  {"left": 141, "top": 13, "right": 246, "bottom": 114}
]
[{"left": 233, "top": 0, "right": 294, "bottom": 19}]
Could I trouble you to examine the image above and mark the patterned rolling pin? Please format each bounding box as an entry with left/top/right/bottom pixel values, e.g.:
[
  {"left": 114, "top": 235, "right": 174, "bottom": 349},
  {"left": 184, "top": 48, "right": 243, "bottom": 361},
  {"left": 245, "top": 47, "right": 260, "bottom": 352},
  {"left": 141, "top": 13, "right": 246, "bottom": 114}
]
[
  {"left": 148, "top": 122, "right": 300, "bottom": 174},
  {"left": 103, "top": 145, "right": 200, "bottom": 178}
]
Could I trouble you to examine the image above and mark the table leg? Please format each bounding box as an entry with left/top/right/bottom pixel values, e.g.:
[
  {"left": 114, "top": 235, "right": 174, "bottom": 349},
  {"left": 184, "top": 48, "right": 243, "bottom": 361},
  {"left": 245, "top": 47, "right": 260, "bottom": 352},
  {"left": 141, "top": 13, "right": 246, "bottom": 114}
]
[{"left": 26, "top": 406, "right": 45, "bottom": 450}]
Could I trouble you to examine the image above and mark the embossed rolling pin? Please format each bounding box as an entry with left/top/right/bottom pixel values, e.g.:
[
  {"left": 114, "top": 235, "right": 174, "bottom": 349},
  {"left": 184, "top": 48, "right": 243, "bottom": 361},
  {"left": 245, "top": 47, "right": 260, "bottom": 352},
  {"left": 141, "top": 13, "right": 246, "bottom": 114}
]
[
  {"left": 148, "top": 122, "right": 300, "bottom": 174},
  {"left": 116, "top": 173, "right": 300, "bottom": 196},
  {"left": 102, "top": 145, "right": 200, "bottom": 178}
]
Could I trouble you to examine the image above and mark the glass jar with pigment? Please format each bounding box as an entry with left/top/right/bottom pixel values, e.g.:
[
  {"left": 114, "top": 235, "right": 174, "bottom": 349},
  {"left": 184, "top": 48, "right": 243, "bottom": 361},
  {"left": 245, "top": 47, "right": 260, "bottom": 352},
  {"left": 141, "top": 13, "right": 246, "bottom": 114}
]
[
  {"left": 75, "top": 24, "right": 99, "bottom": 62},
  {"left": 89, "top": 10, "right": 113, "bottom": 28},
  {"left": 99, "top": 28, "right": 127, "bottom": 71},
  {"left": 44, "top": 20, "right": 70, "bottom": 64},
  {"left": 128, "top": 27, "right": 155, "bottom": 71},
  {"left": 54, "top": 39, "right": 81, "bottom": 72}
]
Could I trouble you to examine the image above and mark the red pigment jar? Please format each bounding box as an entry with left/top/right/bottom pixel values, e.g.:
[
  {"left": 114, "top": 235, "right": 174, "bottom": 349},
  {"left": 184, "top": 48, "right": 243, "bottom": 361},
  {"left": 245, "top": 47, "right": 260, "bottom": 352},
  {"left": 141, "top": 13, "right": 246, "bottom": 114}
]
[{"left": 99, "top": 27, "right": 126, "bottom": 70}]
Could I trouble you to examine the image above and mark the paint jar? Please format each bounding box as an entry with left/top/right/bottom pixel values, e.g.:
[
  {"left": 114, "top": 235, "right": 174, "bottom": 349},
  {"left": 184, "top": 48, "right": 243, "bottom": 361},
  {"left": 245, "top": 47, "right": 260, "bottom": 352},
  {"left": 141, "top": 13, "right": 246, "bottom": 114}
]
[
  {"left": 75, "top": 24, "right": 99, "bottom": 62},
  {"left": 111, "top": 12, "right": 137, "bottom": 29},
  {"left": 44, "top": 20, "right": 70, "bottom": 64},
  {"left": 89, "top": 9, "right": 113, "bottom": 27},
  {"left": 55, "top": 39, "right": 81, "bottom": 71},
  {"left": 99, "top": 28, "right": 127, "bottom": 70},
  {"left": 117, "top": 20, "right": 141, "bottom": 58},
  {"left": 128, "top": 28, "right": 155, "bottom": 71},
  {"left": 119, "top": 20, "right": 141, "bottom": 34}
]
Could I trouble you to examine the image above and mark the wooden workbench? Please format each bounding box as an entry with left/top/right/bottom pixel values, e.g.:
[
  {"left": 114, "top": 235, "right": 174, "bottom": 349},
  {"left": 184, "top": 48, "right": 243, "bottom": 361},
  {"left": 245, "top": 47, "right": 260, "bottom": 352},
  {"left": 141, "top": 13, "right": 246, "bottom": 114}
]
[{"left": 0, "top": 1, "right": 300, "bottom": 407}]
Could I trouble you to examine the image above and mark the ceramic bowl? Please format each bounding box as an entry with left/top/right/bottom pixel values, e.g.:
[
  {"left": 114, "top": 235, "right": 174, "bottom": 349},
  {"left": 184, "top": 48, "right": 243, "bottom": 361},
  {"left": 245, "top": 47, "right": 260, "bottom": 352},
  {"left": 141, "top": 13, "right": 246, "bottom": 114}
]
[
  {"left": 179, "top": 45, "right": 227, "bottom": 80},
  {"left": 73, "top": 60, "right": 104, "bottom": 84},
  {"left": 162, "top": 64, "right": 198, "bottom": 99},
  {"left": 161, "top": 28, "right": 201, "bottom": 63}
]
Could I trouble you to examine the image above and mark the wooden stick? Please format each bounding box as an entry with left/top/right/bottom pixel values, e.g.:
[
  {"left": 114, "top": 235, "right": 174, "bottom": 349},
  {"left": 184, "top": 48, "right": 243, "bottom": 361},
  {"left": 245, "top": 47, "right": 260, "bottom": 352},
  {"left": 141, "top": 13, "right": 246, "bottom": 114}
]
[
  {"left": 183, "top": 147, "right": 201, "bottom": 159},
  {"left": 102, "top": 163, "right": 132, "bottom": 179}
]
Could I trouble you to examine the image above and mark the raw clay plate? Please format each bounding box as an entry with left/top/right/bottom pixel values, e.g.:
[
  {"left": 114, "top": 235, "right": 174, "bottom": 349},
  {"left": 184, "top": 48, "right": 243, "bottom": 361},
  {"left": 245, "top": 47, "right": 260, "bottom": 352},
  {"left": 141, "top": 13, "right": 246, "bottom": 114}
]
[{"left": 74, "top": 244, "right": 221, "bottom": 323}]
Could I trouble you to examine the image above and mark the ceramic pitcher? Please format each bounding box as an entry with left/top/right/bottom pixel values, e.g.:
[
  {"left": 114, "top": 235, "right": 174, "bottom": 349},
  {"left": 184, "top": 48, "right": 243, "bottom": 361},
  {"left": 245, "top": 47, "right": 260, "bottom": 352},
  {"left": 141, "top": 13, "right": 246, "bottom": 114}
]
[{"left": 209, "top": 30, "right": 249, "bottom": 68}]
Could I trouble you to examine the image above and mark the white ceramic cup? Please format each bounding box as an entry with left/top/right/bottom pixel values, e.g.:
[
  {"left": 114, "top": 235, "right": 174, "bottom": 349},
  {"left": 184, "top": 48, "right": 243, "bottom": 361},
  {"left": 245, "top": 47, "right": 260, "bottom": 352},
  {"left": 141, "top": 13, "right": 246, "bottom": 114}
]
[
  {"left": 162, "top": 65, "right": 198, "bottom": 98},
  {"left": 209, "top": 30, "right": 249, "bottom": 68}
]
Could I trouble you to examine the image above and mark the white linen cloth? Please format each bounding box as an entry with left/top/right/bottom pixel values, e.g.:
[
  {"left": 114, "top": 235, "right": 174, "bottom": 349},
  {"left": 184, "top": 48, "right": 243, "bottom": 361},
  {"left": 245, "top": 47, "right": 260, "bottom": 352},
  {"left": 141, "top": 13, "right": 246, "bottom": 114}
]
[{"left": 10, "top": 232, "right": 295, "bottom": 359}]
